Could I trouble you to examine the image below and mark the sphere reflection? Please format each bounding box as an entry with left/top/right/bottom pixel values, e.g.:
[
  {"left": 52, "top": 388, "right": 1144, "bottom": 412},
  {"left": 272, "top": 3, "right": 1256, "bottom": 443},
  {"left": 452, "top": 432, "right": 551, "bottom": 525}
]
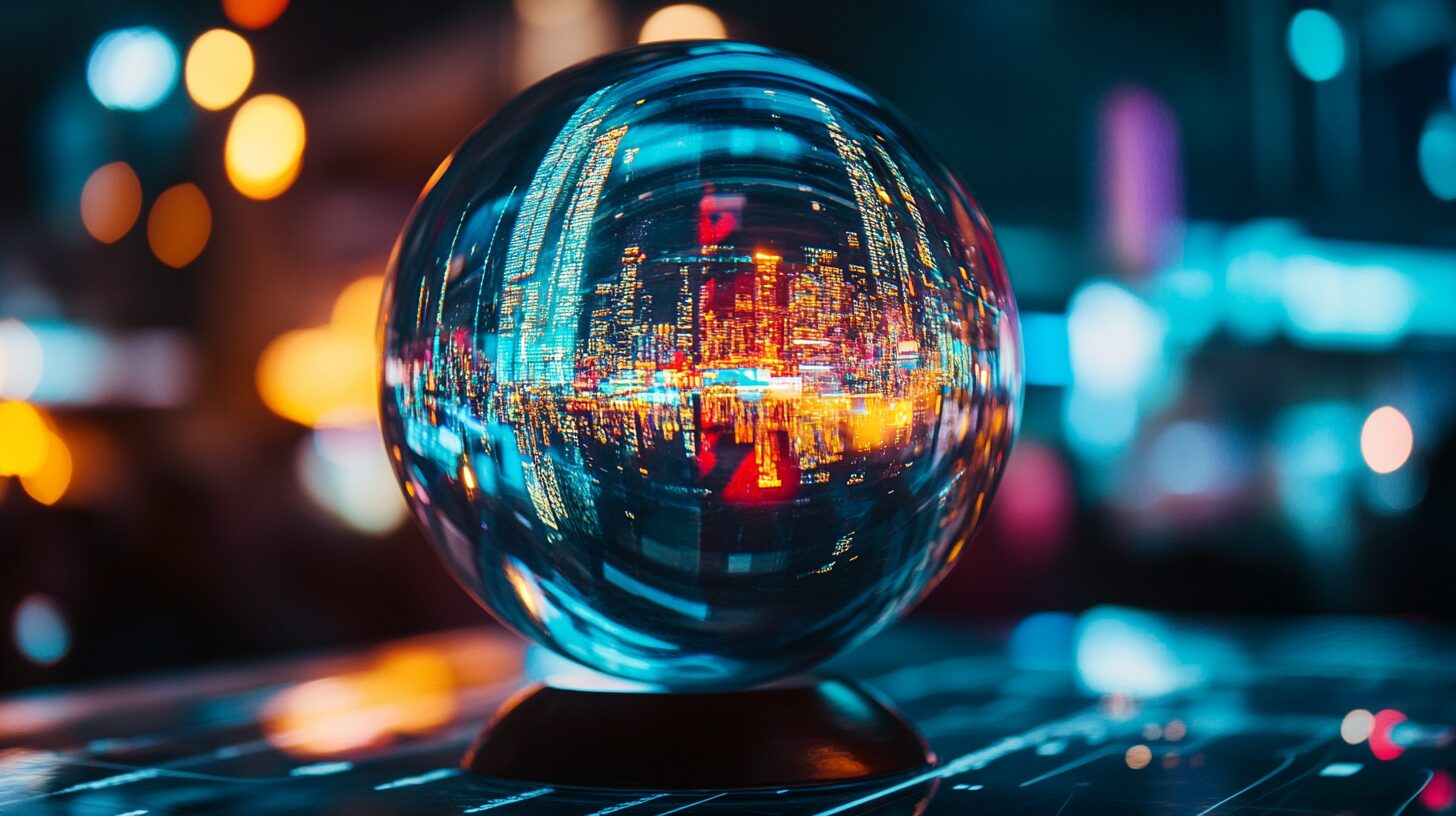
[{"left": 380, "top": 42, "right": 1020, "bottom": 689}]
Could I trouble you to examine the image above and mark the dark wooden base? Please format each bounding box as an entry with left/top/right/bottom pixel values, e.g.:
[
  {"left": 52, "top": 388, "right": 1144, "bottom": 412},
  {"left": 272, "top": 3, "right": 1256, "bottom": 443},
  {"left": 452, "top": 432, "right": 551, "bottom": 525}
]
[{"left": 461, "top": 677, "right": 933, "bottom": 790}]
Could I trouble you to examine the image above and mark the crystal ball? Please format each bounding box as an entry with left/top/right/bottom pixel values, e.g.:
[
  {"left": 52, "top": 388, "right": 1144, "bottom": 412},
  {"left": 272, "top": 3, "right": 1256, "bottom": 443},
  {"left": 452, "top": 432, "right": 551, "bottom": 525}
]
[{"left": 380, "top": 42, "right": 1020, "bottom": 689}]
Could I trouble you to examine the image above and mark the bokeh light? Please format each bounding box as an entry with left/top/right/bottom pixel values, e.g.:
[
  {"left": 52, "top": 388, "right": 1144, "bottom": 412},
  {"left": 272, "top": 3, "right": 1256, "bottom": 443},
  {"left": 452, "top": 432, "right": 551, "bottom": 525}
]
[
  {"left": 1076, "top": 607, "right": 1199, "bottom": 698},
  {"left": 20, "top": 428, "right": 72, "bottom": 506},
  {"left": 257, "top": 328, "right": 373, "bottom": 427},
  {"left": 1366, "top": 464, "right": 1426, "bottom": 514},
  {"left": 0, "top": 401, "right": 49, "bottom": 477},
  {"left": 297, "top": 424, "right": 407, "bottom": 535},
  {"left": 185, "top": 29, "right": 254, "bottom": 111},
  {"left": 638, "top": 4, "right": 728, "bottom": 43},
  {"left": 79, "top": 161, "right": 142, "bottom": 244},
  {"left": 262, "top": 645, "right": 465, "bottom": 756},
  {"left": 1099, "top": 86, "right": 1182, "bottom": 274},
  {"left": 330, "top": 275, "right": 385, "bottom": 333},
  {"left": 1368, "top": 708, "right": 1407, "bottom": 760},
  {"left": 225, "top": 94, "right": 306, "bottom": 199},
  {"left": 1008, "top": 611, "right": 1076, "bottom": 672},
  {"left": 223, "top": 0, "right": 290, "bottom": 30},
  {"left": 256, "top": 276, "right": 381, "bottom": 428},
  {"left": 12, "top": 595, "right": 70, "bottom": 666},
  {"left": 1124, "top": 744, "right": 1152, "bottom": 769},
  {"left": 147, "top": 183, "right": 212, "bottom": 268},
  {"left": 991, "top": 441, "right": 1073, "bottom": 557},
  {"left": 1360, "top": 405, "right": 1413, "bottom": 474},
  {"left": 1067, "top": 281, "right": 1165, "bottom": 396},
  {"left": 86, "top": 27, "right": 179, "bottom": 111},
  {"left": 1422, "top": 769, "right": 1456, "bottom": 813},
  {"left": 1149, "top": 421, "right": 1231, "bottom": 496},
  {"left": 1341, "top": 708, "right": 1374, "bottom": 744},
  {"left": 1286, "top": 9, "right": 1346, "bottom": 82},
  {"left": 0, "top": 320, "right": 44, "bottom": 401},
  {"left": 1418, "top": 110, "right": 1456, "bottom": 201},
  {"left": 514, "top": 0, "right": 598, "bottom": 28}
]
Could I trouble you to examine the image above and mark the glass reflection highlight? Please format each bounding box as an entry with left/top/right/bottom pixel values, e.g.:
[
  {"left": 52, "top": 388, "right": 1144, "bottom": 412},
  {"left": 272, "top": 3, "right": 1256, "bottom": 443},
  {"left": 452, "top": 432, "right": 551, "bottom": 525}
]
[{"left": 380, "top": 43, "right": 1020, "bottom": 688}]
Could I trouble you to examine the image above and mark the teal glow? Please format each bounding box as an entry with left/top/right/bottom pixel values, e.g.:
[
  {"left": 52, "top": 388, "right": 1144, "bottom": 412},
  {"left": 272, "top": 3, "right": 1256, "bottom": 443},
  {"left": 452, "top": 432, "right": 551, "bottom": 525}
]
[
  {"left": 1149, "top": 421, "right": 1226, "bottom": 496},
  {"left": 86, "top": 27, "right": 179, "bottom": 111},
  {"left": 13, "top": 594, "right": 70, "bottom": 666},
  {"left": 1019, "top": 312, "right": 1070, "bottom": 387},
  {"left": 1272, "top": 401, "right": 1361, "bottom": 549},
  {"left": 1008, "top": 611, "right": 1076, "bottom": 672},
  {"left": 1066, "top": 281, "right": 1164, "bottom": 396},
  {"left": 1074, "top": 607, "right": 1197, "bottom": 697},
  {"left": 1287, "top": 10, "right": 1346, "bottom": 83},
  {"left": 1063, "top": 388, "right": 1138, "bottom": 455},
  {"left": 1194, "top": 219, "right": 1456, "bottom": 347},
  {"left": 1418, "top": 111, "right": 1456, "bottom": 201}
]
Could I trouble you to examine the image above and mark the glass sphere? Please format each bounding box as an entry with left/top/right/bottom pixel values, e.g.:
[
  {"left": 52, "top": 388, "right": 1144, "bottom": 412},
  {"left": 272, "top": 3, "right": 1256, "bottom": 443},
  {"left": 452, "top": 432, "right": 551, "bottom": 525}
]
[{"left": 380, "top": 42, "right": 1020, "bottom": 689}]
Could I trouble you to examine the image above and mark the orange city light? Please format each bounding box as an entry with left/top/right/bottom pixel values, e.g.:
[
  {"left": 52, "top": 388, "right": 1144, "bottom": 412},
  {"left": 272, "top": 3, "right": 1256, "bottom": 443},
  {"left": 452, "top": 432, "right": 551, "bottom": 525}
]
[
  {"left": 225, "top": 94, "right": 306, "bottom": 200},
  {"left": 21, "top": 428, "right": 72, "bottom": 506},
  {"left": 80, "top": 161, "right": 142, "bottom": 244},
  {"left": 256, "top": 275, "right": 384, "bottom": 428},
  {"left": 185, "top": 29, "right": 254, "bottom": 110},
  {"left": 147, "top": 183, "right": 212, "bottom": 268},
  {"left": 639, "top": 4, "right": 727, "bottom": 43},
  {"left": 223, "top": 0, "right": 290, "bottom": 30},
  {"left": 0, "top": 401, "right": 49, "bottom": 477}
]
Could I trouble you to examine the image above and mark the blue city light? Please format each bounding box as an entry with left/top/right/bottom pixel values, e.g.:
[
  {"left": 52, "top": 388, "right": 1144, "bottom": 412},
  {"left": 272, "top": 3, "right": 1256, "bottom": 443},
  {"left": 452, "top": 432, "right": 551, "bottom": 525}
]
[
  {"left": 23, "top": 322, "right": 108, "bottom": 404},
  {"left": 1074, "top": 607, "right": 1196, "bottom": 697},
  {"left": 1066, "top": 281, "right": 1164, "bottom": 396},
  {"left": 1272, "top": 402, "right": 1362, "bottom": 553},
  {"left": 1008, "top": 611, "right": 1076, "bottom": 672},
  {"left": 1418, "top": 110, "right": 1456, "bottom": 201},
  {"left": 12, "top": 594, "right": 70, "bottom": 666},
  {"left": 1019, "top": 312, "right": 1070, "bottom": 387},
  {"left": 1280, "top": 256, "right": 1415, "bottom": 345},
  {"left": 1063, "top": 388, "right": 1138, "bottom": 455},
  {"left": 1190, "top": 220, "right": 1456, "bottom": 347},
  {"left": 1287, "top": 10, "right": 1346, "bottom": 82},
  {"left": 86, "top": 27, "right": 180, "bottom": 111},
  {"left": 1148, "top": 421, "right": 1225, "bottom": 496}
]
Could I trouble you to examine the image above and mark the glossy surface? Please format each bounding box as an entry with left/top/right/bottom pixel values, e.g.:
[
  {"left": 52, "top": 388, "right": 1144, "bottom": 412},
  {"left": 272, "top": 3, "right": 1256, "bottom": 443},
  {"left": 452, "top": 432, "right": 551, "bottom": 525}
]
[
  {"left": 379, "top": 42, "right": 1020, "bottom": 688},
  {"left": 3, "top": 614, "right": 1455, "bottom": 814}
]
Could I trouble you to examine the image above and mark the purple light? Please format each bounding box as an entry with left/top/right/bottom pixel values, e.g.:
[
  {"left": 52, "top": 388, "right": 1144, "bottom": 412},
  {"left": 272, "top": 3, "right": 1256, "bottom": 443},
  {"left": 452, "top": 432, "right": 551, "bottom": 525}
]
[{"left": 1099, "top": 86, "right": 1183, "bottom": 275}]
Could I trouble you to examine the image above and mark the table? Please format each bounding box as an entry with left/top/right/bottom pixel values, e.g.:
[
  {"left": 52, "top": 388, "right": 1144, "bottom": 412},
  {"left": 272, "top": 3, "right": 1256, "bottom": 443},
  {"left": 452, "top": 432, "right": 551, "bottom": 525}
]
[{"left": 2, "top": 610, "right": 1453, "bottom": 814}]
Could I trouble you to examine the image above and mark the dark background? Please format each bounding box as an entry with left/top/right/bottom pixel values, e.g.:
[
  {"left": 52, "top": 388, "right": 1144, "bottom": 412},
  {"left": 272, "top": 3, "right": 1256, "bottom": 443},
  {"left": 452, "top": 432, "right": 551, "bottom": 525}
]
[{"left": 3, "top": 0, "right": 1455, "bottom": 692}]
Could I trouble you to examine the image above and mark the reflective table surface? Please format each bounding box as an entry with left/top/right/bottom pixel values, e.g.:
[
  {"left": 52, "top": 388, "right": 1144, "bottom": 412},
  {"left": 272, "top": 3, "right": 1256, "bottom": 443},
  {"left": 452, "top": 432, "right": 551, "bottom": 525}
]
[{"left": 2, "top": 609, "right": 1454, "bottom": 814}]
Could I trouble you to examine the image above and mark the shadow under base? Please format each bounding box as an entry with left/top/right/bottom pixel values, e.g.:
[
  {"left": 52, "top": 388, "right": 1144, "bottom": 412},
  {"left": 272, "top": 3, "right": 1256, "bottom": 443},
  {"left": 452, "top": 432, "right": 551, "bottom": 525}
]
[{"left": 462, "top": 677, "right": 933, "bottom": 790}]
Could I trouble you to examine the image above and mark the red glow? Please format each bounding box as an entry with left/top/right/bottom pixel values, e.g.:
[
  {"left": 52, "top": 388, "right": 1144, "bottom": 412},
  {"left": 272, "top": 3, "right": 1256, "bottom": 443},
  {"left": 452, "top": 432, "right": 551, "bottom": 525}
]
[
  {"left": 697, "top": 431, "right": 719, "bottom": 477},
  {"left": 1421, "top": 769, "right": 1455, "bottom": 812},
  {"left": 1368, "top": 709, "right": 1407, "bottom": 761},
  {"left": 988, "top": 440, "right": 1072, "bottom": 558},
  {"left": 698, "top": 189, "right": 744, "bottom": 245},
  {"left": 723, "top": 439, "right": 798, "bottom": 504}
]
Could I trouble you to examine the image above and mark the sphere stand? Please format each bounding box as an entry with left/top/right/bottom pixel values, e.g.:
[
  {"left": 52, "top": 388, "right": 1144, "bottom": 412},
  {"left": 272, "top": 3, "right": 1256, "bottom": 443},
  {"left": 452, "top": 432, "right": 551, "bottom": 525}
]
[{"left": 462, "top": 677, "right": 933, "bottom": 790}]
